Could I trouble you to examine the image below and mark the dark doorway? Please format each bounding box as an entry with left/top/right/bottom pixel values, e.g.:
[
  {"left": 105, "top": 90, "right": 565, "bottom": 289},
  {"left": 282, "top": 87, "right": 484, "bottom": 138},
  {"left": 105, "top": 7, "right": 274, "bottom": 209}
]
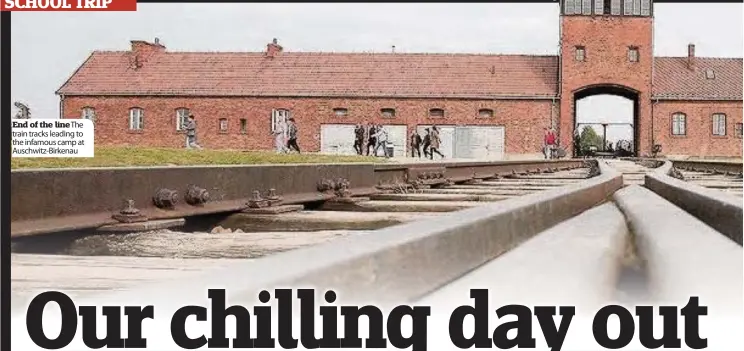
[{"left": 573, "top": 85, "right": 640, "bottom": 158}]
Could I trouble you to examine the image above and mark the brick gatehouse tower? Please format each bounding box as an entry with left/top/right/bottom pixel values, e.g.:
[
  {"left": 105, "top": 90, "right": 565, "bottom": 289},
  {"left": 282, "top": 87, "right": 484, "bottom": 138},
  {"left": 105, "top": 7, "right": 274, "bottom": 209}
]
[
  {"left": 58, "top": 0, "right": 742, "bottom": 159},
  {"left": 559, "top": 0, "right": 654, "bottom": 156}
]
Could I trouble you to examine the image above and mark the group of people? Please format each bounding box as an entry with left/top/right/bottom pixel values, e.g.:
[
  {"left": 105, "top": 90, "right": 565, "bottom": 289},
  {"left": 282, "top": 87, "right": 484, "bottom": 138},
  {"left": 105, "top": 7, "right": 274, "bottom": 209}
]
[
  {"left": 273, "top": 118, "right": 301, "bottom": 153},
  {"left": 186, "top": 115, "right": 554, "bottom": 160},
  {"left": 351, "top": 124, "right": 445, "bottom": 159},
  {"left": 353, "top": 123, "right": 391, "bottom": 158},
  {"left": 409, "top": 126, "right": 444, "bottom": 159}
]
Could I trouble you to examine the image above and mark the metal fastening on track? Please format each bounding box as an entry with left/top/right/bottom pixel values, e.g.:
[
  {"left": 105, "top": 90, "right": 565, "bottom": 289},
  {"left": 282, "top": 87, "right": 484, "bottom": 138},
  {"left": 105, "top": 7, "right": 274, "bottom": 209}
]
[
  {"left": 184, "top": 185, "right": 210, "bottom": 206},
  {"left": 153, "top": 188, "right": 179, "bottom": 209},
  {"left": 111, "top": 199, "right": 148, "bottom": 223}
]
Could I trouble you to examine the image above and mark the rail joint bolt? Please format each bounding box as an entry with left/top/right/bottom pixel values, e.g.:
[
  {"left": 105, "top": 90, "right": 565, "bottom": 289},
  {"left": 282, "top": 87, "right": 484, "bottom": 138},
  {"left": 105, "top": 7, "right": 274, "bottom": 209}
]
[
  {"left": 153, "top": 189, "right": 178, "bottom": 209},
  {"left": 185, "top": 185, "right": 210, "bottom": 206}
]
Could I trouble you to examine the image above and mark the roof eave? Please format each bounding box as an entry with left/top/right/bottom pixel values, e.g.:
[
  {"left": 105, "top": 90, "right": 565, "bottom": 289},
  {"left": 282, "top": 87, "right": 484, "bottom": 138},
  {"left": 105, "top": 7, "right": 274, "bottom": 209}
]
[
  {"left": 56, "top": 52, "right": 98, "bottom": 96},
  {"left": 56, "top": 92, "right": 561, "bottom": 100},
  {"left": 651, "top": 95, "right": 743, "bottom": 102}
]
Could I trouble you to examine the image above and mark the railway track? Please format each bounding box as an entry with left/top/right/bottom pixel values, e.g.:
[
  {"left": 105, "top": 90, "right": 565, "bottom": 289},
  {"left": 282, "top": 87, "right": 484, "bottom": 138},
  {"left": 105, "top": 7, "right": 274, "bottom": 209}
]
[
  {"left": 9, "top": 159, "right": 743, "bottom": 322},
  {"left": 10, "top": 164, "right": 590, "bottom": 306}
]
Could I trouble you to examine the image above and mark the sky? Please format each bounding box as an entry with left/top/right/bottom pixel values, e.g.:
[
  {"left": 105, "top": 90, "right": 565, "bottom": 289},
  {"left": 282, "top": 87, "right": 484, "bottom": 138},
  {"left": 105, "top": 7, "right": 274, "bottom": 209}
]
[{"left": 10, "top": 3, "right": 743, "bottom": 144}]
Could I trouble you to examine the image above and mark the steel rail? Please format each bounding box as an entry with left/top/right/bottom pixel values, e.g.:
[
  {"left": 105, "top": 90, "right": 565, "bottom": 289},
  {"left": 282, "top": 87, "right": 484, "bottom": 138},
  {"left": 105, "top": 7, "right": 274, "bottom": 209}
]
[
  {"left": 644, "top": 161, "right": 742, "bottom": 245},
  {"left": 10, "top": 160, "right": 583, "bottom": 238},
  {"left": 8, "top": 160, "right": 621, "bottom": 315}
]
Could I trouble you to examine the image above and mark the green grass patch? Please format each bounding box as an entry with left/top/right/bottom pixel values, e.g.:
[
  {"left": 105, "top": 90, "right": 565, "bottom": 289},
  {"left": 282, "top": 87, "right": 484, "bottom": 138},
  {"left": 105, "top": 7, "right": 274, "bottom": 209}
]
[{"left": 11, "top": 147, "right": 384, "bottom": 169}]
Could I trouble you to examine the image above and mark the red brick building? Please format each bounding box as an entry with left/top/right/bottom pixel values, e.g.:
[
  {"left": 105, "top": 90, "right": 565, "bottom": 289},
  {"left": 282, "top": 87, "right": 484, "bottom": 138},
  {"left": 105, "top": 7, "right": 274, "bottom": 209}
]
[{"left": 57, "top": 0, "right": 742, "bottom": 159}]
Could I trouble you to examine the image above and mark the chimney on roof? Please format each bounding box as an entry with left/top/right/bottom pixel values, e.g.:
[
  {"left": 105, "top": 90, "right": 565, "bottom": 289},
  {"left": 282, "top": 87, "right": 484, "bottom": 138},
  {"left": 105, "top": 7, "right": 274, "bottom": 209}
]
[
  {"left": 266, "top": 38, "right": 283, "bottom": 58},
  {"left": 687, "top": 43, "right": 695, "bottom": 70},
  {"left": 129, "top": 38, "right": 165, "bottom": 69}
]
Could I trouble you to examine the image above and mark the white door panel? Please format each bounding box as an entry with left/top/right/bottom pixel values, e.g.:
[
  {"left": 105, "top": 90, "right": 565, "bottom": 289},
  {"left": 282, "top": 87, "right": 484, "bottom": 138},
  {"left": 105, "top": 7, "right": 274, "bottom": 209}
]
[
  {"left": 380, "top": 125, "right": 407, "bottom": 157},
  {"left": 320, "top": 124, "right": 356, "bottom": 155}
]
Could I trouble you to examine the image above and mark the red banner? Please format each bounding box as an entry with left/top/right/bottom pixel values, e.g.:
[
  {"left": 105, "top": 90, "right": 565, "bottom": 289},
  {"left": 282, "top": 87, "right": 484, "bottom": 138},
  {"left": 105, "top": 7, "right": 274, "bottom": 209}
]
[{"left": 1, "top": 0, "right": 137, "bottom": 11}]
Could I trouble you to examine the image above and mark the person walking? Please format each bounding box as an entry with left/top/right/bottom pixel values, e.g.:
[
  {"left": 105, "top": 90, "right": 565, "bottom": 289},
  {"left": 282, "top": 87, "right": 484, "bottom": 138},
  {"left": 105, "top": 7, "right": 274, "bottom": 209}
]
[
  {"left": 544, "top": 127, "right": 557, "bottom": 159},
  {"left": 353, "top": 124, "right": 365, "bottom": 155},
  {"left": 422, "top": 128, "right": 431, "bottom": 158},
  {"left": 429, "top": 126, "right": 444, "bottom": 159},
  {"left": 185, "top": 114, "right": 202, "bottom": 149},
  {"left": 286, "top": 118, "right": 300, "bottom": 153},
  {"left": 410, "top": 130, "right": 422, "bottom": 158},
  {"left": 373, "top": 124, "right": 390, "bottom": 158},
  {"left": 366, "top": 123, "right": 377, "bottom": 156},
  {"left": 273, "top": 117, "right": 288, "bottom": 153}
]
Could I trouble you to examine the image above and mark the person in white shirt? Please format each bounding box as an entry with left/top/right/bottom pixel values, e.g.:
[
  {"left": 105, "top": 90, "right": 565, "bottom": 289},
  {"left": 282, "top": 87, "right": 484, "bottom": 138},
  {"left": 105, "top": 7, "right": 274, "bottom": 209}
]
[
  {"left": 273, "top": 119, "right": 288, "bottom": 153},
  {"left": 373, "top": 125, "right": 390, "bottom": 158}
]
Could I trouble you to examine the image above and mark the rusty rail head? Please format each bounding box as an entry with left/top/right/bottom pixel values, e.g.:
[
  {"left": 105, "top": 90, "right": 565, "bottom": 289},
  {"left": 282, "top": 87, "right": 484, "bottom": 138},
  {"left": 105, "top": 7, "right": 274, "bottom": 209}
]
[
  {"left": 10, "top": 163, "right": 377, "bottom": 237},
  {"left": 18, "top": 158, "right": 621, "bottom": 313},
  {"left": 11, "top": 159, "right": 586, "bottom": 238}
]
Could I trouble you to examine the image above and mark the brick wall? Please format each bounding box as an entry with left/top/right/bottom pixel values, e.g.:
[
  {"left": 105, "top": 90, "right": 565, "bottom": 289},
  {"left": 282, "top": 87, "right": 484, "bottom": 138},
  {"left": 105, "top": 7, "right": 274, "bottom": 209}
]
[
  {"left": 652, "top": 100, "right": 743, "bottom": 158},
  {"left": 559, "top": 15, "right": 654, "bottom": 156},
  {"left": 62, "top": 96, "right": 556, "bottom": 156}
]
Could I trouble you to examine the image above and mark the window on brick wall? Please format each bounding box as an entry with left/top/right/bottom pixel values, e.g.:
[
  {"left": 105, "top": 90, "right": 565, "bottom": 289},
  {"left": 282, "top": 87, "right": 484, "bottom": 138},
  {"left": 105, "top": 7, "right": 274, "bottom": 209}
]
[
  {"left": 129, "top": 108, "right": 144, "bottom": 130},
  {"left": 381, "top": 108, "right": 396, "bottom": 118},
  {"left": 219, "top": 118, "right": 228, "bottom": 132},
  {"left": 81, "top": 107, "right": 95, "bottom": 122},
  {"left": 628, "top": 47, "right": 639, "bottom": 62},
  {"left": 596, "top": 0, "right": 606, "bottom": 15},
  {"left": 736, "top": 123, "right": 743, "bottom": 139},
  {"left": 565, "top": 0, "right": 592, "bottom": 15},
  {"left": 478, "top": 109, "right": 494, "bottom": 119},
  {"left": 333, "top": 108, "right": 348, "bottom": 117},
  {"left": 575, "top": 46, "right": 585, "bottom": 62},
  {"left": 671, "top": 113, "right": 686, "bottom": 136},
  {"left": 175, "top": 108, "right": 190, "bottom": 131},
  {"left": 636, "top": 0, "right": 643, "bottom": 15},
  {"left": 271, "top": 109, "right": 291, "bottom": 133},
  {"left": 640, "top": 0, "right": 651, "bottom": 16},
  {"left": 564, "top": 0, "right": 575, "bottom": 14},
  {"left": 240, "top": 119, "right": 247, "bottom": 134},
  {"left": 582, "top": 0, "right": 592, "bottom": 15},
  {"left": 712, "top": 113, "right": 726, "bottom": 136},
  {"left": 429, "top": 108, "right": 445, "bottom": 118}
]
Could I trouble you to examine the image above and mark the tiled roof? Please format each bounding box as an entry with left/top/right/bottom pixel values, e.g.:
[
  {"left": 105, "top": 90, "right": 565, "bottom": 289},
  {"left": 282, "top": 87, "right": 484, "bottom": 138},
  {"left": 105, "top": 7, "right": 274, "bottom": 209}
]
[
  {"left": 56, "top": 51, "right": 560, "bottom": 99},
  {"left": 57, "top": 50, "right": 741, "bottom": 101},
  {"left": 652, "top": 57, "right": 742, "bottom": 101}
]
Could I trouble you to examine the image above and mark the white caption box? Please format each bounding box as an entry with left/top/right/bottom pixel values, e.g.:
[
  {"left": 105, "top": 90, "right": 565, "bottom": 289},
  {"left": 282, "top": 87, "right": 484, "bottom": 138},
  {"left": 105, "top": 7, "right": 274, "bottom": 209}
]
[{"left": 11, "top": 119, "right": 95, "bottom": 158}]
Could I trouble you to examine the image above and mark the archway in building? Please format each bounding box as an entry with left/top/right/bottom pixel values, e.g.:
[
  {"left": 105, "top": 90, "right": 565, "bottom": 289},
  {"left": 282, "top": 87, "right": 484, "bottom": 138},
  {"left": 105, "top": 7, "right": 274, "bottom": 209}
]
[{"left": 573, "top": 85, "right": 639, "bottom": 158}]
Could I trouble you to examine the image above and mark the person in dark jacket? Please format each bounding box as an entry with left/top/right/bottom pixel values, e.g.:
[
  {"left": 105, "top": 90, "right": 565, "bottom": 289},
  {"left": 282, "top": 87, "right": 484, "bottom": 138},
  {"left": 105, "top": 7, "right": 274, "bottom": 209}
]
[
  {"left": 421, "top": 128, "right": 431, "bottom": 158},
  {"left": 353, "top": 124, "right": 365, "bottom": 155},
  {"left": 366, "top": 123, "right": 377, "bottom": 156},
  {"left": 410, "top": 130, "right": 422, "bottom": 158},
  {"left": 286, "top": 118, "right": 300, "bottom": 153}
]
